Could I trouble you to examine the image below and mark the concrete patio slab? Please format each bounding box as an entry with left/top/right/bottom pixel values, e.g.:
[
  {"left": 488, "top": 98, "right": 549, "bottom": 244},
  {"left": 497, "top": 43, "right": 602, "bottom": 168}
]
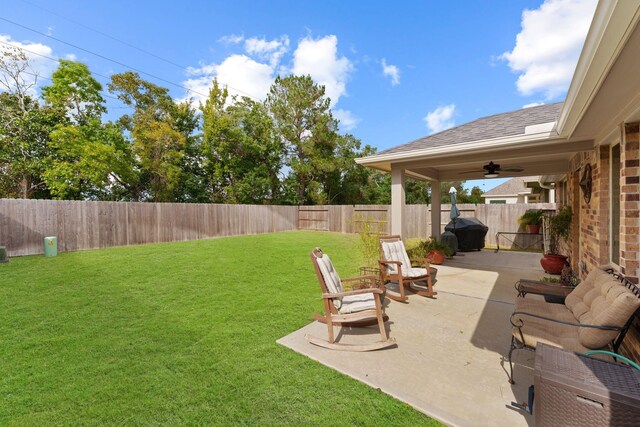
[{"left": 278, "top": 250, "right": 549, "bottom": 427}]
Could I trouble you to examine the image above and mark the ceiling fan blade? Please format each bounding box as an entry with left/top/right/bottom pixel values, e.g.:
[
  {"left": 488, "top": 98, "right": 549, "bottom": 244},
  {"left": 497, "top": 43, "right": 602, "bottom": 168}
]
[
  {"left": 500, "top": 167, "right": 524, "bottom": 172},
  {"left": 458, "top": 170, "right": 483, "bottom": 174}
]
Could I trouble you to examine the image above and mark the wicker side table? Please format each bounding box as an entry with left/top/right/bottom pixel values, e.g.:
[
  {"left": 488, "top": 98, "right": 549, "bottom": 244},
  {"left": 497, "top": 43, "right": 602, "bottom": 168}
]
[{"left": 534, "top": 343, "right": 640, "bottom": 427}]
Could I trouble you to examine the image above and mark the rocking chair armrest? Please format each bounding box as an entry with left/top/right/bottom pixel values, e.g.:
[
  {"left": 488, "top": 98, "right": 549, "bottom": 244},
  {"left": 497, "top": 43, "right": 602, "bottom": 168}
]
[
  {"left": 322, "top": 288, "right": 384, "bottom": 299},
  {"left": 509, "top": 311, "right": 623, "bottom": 331},
  {"left": 379, "top": 260, "right": 402, "bottom": 265}
]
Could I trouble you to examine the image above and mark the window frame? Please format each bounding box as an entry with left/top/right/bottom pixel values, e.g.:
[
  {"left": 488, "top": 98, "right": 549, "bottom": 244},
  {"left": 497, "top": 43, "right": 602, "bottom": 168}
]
[{"left": 610, "top": 142, "right": 621, "bottom": 267}]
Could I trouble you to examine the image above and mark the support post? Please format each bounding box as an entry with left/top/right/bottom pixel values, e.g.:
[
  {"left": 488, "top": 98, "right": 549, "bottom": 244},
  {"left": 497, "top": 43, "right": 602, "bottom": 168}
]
[
  {"left": 430, "top": 181, "right": 441, "bottom": 239},
  {"left": 391, "top": 167, "right": 406, "bottom": 237}
]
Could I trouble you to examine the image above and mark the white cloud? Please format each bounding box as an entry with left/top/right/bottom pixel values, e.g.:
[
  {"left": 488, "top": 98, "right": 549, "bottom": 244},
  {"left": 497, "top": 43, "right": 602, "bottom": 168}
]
[
  {"left": 184, "top": 34, "right": 356, "bottom": 110},
  {"left": 183, "top": 54, "right": 275, "bottom": 104},
  {"left": 424, "top": 104, "right": 456, "bottom": 134},
  {"left": 334, "top": 108, "right": 360, "bottom": 131},
  {"left": 218, "top": 34, "right": 244, "bottom": 45},
  {"left": 292, "top": 35, "right": 353, "bottom": 105},
  {"left": 523, "top": 101, "right": 545, "bottom": 108},
  {"left": 0, "top": 34, "right": 57, "bottom": 95},
  {"left": 501, "top": 0, "right": 597, "bottom": 99},
  {"left": 244, "top": 36, "right": 289, "bottom": 67},
  {"left": 381, "top": 58, "right": 400, "bottom": 86}
]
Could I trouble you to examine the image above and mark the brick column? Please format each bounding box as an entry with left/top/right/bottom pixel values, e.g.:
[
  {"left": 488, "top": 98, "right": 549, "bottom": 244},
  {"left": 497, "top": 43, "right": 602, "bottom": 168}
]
[{"left": 620, "top": 122, "right": 640, "bottom": 281}]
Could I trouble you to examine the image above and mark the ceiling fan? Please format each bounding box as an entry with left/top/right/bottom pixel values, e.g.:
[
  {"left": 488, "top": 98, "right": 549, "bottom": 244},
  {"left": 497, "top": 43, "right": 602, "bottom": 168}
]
[{"left": 459, "top": 161, "right": 524, "bottom": 178}]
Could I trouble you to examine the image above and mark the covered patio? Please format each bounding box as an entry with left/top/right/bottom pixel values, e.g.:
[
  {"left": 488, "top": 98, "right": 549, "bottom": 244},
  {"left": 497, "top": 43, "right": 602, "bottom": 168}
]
[
  {"left": 279, "top": 250, "right": 544, "bottom": 426},
  {"left": 354, "top": 101, "right": 590, "bottom": 238}
]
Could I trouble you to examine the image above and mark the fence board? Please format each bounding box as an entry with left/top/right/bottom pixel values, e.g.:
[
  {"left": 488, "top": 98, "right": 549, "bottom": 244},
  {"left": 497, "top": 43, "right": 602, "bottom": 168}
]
[
  {"left": 0, "top": 199, "right": 556, "bottom": 256},
  {"left": 0, "top": 199, "right": 299, "bottom": 256}
]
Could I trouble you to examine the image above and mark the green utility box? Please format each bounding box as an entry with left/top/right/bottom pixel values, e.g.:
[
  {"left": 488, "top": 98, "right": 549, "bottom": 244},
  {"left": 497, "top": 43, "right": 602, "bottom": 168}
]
[
  {"left": 0, "top": 246, "right": 8, "bottom": 263},
  {"left": 44, "top": 236, "right": 57, "bottom": 257}
]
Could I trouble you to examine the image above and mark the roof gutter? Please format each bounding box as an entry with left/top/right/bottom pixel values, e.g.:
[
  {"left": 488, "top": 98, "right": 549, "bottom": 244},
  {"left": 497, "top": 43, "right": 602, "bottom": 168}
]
[
  {"left": 356, "top": 128, "right": 561, "bottom": 165},
  {"left": 538, "top": 176, "right": 555, "bottom": 190}
]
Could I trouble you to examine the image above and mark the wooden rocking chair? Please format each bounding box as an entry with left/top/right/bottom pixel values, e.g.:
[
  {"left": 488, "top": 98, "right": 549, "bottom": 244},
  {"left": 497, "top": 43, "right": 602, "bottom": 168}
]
[
  {"left": 379, "top": 235, "right": 437, "bottom": 302},
  {"left": 305, "top": 248, "right": 396, "bottom": 351}
]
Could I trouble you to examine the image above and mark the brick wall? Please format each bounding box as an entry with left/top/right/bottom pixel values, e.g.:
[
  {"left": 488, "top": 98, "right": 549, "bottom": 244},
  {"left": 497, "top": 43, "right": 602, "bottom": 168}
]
[
  {"left": 564, "top": 149, "right": 610, "bottom": 276},
  {"left": 565, "top": 123, "right": 640, "bottom": 361},
  {"left": 621, "top": 123, "right": 639, "bottom": 281}
]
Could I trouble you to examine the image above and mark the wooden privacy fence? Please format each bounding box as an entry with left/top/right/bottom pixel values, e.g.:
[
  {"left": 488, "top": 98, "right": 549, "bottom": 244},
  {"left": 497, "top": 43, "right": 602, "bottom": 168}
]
[
  {"left": 0, "top": 199, "right": 298, "bottom": 256},
  {"left": 0, "top": 199, "right": 556, "bottom": 256},
  {"left": 298, "top": 203, "right": 556, "bottom": 249}
]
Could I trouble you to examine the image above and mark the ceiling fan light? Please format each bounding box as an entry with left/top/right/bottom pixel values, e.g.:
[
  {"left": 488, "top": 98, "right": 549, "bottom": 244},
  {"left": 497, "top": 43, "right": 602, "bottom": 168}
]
[{"left": 484, "top": 172, "right": 499, "bottom": 178}]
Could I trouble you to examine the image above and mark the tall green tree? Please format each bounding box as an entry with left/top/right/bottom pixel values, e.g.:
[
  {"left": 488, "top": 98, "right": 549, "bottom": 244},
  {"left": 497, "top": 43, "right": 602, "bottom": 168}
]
[
  {"left": 0, "top": 93, "right": 59, "bottom": 198},
  {"left": 328, "top": 136, "right": 380, "bottom": 204},
  {"left": 43, "top": 120, "right": 135, "bottom": 200},
  {"left": 200, "top": 81, "right": 283, "bottom": 204},
  {"left": 168, "top": 99, "right": 205, "bottom": 202},
  {"left": 109, "top": 72, "right": 186, "bottom": 201},
  {"left": 266, "top": 75, "right": 339, "bottom": 204},
  {"left": 41, "top": 60, "right": 105, "bottom": 125},
  {"left": 40, "top": 60, "right": 135, "bottom": 200},
  {"left": 0, "top": 47, "right": 61, "bottom": 198}
]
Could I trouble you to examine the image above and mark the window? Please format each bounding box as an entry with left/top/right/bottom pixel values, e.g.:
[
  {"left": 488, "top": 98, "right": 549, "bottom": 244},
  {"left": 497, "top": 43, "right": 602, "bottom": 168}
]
[
  {"left": 490, "top": 200, "right": 506, "bottom": 204},
  {"left": 611, "top": 143, "right": 621, "bottom": 265}
]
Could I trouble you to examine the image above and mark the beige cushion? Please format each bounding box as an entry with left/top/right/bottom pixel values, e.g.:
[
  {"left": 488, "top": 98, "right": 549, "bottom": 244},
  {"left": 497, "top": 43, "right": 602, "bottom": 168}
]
[
  {"left": 578, "top": 285, "right": 640, "bottom": 348},
  {"left": 381, "top": 240, "right": 429, "bottom": 280},
  {"left": 339, "top": 293, "right": 376, "bottom": 314},
  {"left": 315, "top": 254, "right": 343, "bottom": 309},
  {"left": 403, "top": 267, "right": 428, "bottom": 279},
  {"left": 565, "top": 268, "right": 609, "bottom": 317},
  {"left": 521, "top": 268, "right": 640, "bottom": 350},
  {"left": 512, "top": 298, "right": 590, "bottom": 352},
  {"left": 381, "top": 240, "right": 412, "bottom": 275}
]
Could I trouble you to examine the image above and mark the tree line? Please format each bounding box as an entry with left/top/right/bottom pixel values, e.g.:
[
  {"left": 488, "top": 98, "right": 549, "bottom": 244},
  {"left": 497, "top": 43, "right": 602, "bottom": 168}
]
[{"left": 0, "top": 47, "right": 484, "bottom": 204}]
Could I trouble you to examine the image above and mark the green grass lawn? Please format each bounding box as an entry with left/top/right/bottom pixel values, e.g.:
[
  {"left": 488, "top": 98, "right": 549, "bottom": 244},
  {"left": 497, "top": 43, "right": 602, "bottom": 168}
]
[{"left": 1, "top": 231, "right": 440, "bottom": 426}]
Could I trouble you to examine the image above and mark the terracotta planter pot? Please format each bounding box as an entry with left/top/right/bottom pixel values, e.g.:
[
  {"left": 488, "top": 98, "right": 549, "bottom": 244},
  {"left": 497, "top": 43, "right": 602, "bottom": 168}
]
[
  {"left": 427, "top": 249, "right": 445, "bottom": 265},
  {"left": 527, "top": 224, "right": 541, "bottom": 234},
  {"left": 540, "top": 254, "right": 568, "bottom": 274}
]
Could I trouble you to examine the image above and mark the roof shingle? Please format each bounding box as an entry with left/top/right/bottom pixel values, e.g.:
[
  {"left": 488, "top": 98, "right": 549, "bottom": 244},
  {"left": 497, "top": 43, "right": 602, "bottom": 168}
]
[{"left": 379, "top": 102, "right": 563, "bottom": 155}]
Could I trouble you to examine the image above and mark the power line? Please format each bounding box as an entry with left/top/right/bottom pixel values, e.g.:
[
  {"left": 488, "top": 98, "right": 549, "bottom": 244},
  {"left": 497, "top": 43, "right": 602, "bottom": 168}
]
[
  {"left": 0, "top": 15, "right": 209, "bottom": 98},
  {"left": 0, "top": 14, "right": 260, "bottom": 101},
  {"left": 0, "top": 42, "right": 130, "bottom": 108},
  {"left": 0, "top": 40, "right": 131, "bottom": 107},
  {"left": 1, "top": 40, "right": 116, "bottom": 85},
  {"left": 19, "top": 0, "right": 189, "bottom": 71}
]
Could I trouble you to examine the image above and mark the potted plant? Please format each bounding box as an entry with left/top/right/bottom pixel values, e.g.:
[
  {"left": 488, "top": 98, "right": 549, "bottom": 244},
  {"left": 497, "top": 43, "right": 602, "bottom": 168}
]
[
  {"left": 407, "top": 237, "right": 454, "bottom": 265},
  {"left": 518, "top": 209, "right": 544, "bottom": 234},
  {"left": 540, "top": 206, "right": 572, "bottom": 274}
]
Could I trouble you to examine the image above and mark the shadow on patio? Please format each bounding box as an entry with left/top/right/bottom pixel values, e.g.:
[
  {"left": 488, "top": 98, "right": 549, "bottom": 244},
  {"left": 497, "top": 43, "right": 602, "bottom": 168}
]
[{"left": 278, "top": 250, "right": 547, "bottom": 427}]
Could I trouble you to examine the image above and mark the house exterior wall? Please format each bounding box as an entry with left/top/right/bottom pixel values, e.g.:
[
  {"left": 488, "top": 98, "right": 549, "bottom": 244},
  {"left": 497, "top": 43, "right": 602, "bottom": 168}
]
[
  {"left": 621, "top": 123, "right": 639, "bottom": 281},
  {"left": 563, "top": 148, "right": 610, "bottom": 275},
  {"left": 483, "top": 196, "right": 519, "bottom": 204},
  {"left": 564, "top": 125, "right": 639, "bottom": 281},
  {"left": 564, "top": 123, "right": 640, "bottom": 362}
]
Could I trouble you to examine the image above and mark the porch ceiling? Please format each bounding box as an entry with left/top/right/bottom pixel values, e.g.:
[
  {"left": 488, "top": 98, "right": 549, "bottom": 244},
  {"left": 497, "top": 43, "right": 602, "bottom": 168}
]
[{"left": 362, "top": 137, "right": 594, "bottom": 182}]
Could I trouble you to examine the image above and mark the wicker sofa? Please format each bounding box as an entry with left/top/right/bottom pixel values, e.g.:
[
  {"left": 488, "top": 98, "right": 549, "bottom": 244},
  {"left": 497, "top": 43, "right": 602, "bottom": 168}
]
[{"left": 508, "top": 268, "right": 640, "bottom": 383}]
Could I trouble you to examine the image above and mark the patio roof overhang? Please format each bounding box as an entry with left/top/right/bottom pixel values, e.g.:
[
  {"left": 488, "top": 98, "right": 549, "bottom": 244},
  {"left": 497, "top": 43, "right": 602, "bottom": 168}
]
[{"left": 355, "top": 132, "right": 594, "bottom": 182}]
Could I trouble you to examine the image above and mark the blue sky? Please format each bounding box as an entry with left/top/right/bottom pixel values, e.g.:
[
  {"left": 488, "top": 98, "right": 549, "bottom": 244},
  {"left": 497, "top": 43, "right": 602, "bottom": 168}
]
[{"left": 0, "top": 0, "right": 597, "bottom": 192}]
